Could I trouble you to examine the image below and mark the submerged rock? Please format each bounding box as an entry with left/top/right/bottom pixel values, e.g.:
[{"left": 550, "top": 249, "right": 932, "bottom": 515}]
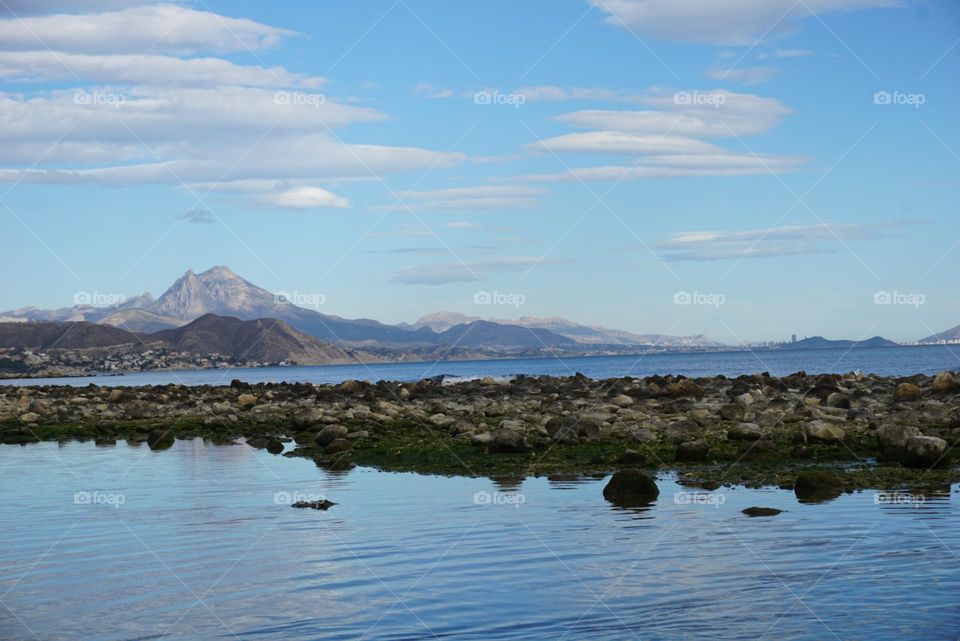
[
  {"left": 602, "top": 469, "right": 659, "bottom": 504},
  {"left": 291, "top": 499, "right": 336, "bottom": 510},
  {"left": 742, "top": 507, "right": 783, "bottom": 517},
  {"left": 794, "top": 470, "right": 843, "bottom": 503},
  {"left": 146, "top": 430, "right": 174, "bottom": 451}
]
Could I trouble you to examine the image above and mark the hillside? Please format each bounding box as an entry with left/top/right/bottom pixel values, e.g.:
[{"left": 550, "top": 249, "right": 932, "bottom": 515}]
[{"left": 778, "top": 336, "right": 899, "bottom": 350}]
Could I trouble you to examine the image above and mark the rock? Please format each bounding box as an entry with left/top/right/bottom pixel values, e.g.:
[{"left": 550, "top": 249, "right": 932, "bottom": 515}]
[
  {"left": 902, "top": 435, "right": 949, "bottom": 468},
  {"left": 675, "top": 440, "right": 710, "bottom": 462},
  {"left": 471, "top": 432, "right": 493, "bottom": 446},
  {"left": 294, "top": 431, "right": 318, "bottom": 446},
  {"left": 611, "top": 394, "right": 634, "bottom": 408},
  {"left": 498, "top": 419, "right": 526, "bottom": 432},
  {"left": 743, "top": 507, "right": 783, "bottom": 517},
  {"left": 728, "top": 423, "right": 763, "bottom": 441},
  {"left": 246, "top": 436, "right": 271, "bottom": 449},
  {"left": 108, "top": 389, "right": 126, "bottom": 404},
  {"left": 931, "top": 371, "right": 960, "bottom": 394},
  {"left": 664, "top": 419, "right": 701, "bottom": 444},
  {"left": 734, "top": 392, "right": 754, "bottom": 408},
  {"left": 825, "top": 392, "right": 850, "bottom": 409},
  {"left": 266, "top": 440, "right": 284, "bottom": 454},
  {"left": 125, "top": 400, "right": 159, "bottom": 419},
  {"left": 489, "top": 429, "right": 527, "bottom": 454},
  {"left": 236, "top": 394, "right": 258, "bottom": 409},
  {"left": 428, "top": 413, "right": 455, "bottom": 428},
  {"left": 291, "top": 408, "right": 325, "bottom": 429},
  {"left": 719, "top": 404, "right": 745, "bottom": 422},
  {"left": 631, "top": 428, "right": 658, "bottom": 443},
  {"left": 291, "top": 499, "right": 336, "bottom": 510},
  {"left": 316, "top": 425, "right": 349, "bottom": 447},
  {"left": 19, "top": 412, "right": 39, "bottom": 424},
  {"left": 805, "top": 420, "right": 845, "bottom": 444},
  {"left": 669, "top": 379, "right": 704, "bottom": 399},
  {"left": 545, "top": 416, "right": 601, "bottom": 443},
  {"left": 146, "top": 430, "right": 174, "bottom": 451},
  {"left": 794, "top": 470, "right": 843, "bottom": 503},
  {"left": 893, "top": 383, "right": 921, "bottom": 403},
  {"left": 616, "top": 449, "right": 647, "bottom": 465},
  {"left": 876, "top": 423, "right": 921, "bottom": 459},
  {"left": 602, "top": 469, "right": 659, "bottom": 504},
  {"left": 27, "top": 399, "right": 48, "bottom": 414},
  {"left": 324, "top": 438, "right": 352, "bottom": 454}
]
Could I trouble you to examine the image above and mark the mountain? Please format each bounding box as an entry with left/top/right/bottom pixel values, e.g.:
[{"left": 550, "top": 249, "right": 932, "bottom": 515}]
[
  {"left": 0, "top": 314, "right": 363, "bottom": 365},
  {"left": 777, "top": 336, "right": 900, "bottom": 350},
  {"left": 490, "top": 315, "right": 723, "bottom": 347},
  {"left": 920, "top": 324, "right": 960, "bottom": 344},
  {"left": 403, "top": 312, "right": 481, "bottom": 333},
  {"left": 150, "top": 314, "right": 356, "bottom": 364},
  {"left": 98, "top": 309, "right": 185, "bottom": 333},
  {"left": 434, "top": 320, "right": 576, "bottom": 349},
  {"left": 0, "top": 320, "right": 138, "bottom": 350}
]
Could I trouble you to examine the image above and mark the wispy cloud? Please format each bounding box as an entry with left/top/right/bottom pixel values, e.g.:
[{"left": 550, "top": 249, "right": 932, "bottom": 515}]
[
  {"left": 706, "top": 65, "right": 779, "bottom": 86},
  {"left": 392, "top": 256, "right": 570, "bottom": 285},
  {"left": 655, "top": 222, "right": 905, "bottom": 261},
  {"left": 177, "top": 207, "right": 214, "bottom": 224},
  {"left": 373, "top": 185, "right": 544, "bottom": 212}
]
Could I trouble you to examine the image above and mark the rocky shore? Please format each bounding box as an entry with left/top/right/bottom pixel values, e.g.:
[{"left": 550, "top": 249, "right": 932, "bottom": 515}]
[{"left": 2, "top": 371, "right": 958, "bottom": 492}]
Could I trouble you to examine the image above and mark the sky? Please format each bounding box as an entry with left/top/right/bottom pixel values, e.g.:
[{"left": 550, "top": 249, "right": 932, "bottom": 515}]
[{"left": 0, "top": 0, "right": 958, "bottom": 343}]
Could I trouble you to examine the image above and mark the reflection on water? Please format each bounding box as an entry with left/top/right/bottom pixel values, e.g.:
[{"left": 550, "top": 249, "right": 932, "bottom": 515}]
[{"left": 0, "top": 439, "right": 958, "bottom": 641}]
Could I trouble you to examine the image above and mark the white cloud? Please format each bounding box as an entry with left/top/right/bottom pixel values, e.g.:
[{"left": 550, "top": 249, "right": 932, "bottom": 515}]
[
  {"left": 760, "top": 48, "right": 816, "bottom": 59},
  {"left": 706, "top": 65, "right": 779, "bottom": 86},
  {"left": 376, "top": 185, "right": 545, "bottom": 211},
  {"left": 0, "top": 51, "right": 322, "bottom": 87},
  {"left": 656, "top": 222, "right": 901, "bottom": 261},
  {"left": 590, "top": 0, "right": 903, "bottom": 45},
  {"left": 258, "top": 186, "right": 349, "bottom": 210},
  {"left": 0, "top": 4, "right": 296, "bottom": 54},
  {"left": 528, "top": 131, "right": 723, "bottom": 155},
  {"left": 557, "top": 90, "right": 792, "bottom": 138}
]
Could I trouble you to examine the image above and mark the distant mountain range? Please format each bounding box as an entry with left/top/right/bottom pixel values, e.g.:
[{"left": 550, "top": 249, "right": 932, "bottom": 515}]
[
  {"left": 773, "top": 336, "right": 900, "bottom": 350},
  {"left": 0, "top": 266, "right": 722, "bottom": 352},
  {"left": 0, "top": 314, "right": 361, "bottom": 365},
  {"left": 920, "top": 324, "right": 960, "bottom": 344}
]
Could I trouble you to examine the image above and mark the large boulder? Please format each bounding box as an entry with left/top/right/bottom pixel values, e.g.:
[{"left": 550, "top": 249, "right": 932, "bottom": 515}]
[
  {"left": 316, "top": 425, "right": 349, "bottom": 447},
  {"left": 675, "top": 440, "right": 711, "bottom": 462},
  {"left": 545, "top": 416, "right": 601, "bottom": 443},
  {"left": 602, "top": 469, "right": 659, "bottom": 505},
  {"left": 236, "top": 394, "right": 258, "bottom": 410},
  {"left": 931, "top": 372, "right": 960, "bottom": 394},
  {"left": 875, "top": 423, "right": 921, "bottom": 460},
  {"left": 664, "top": 419, "right": 701, "bottom": 444},
  {"left": 728, "top": 423, "right": 763, "bottom": 441},
  {"left": 719, "top": 404, "right": 745, "bottom": 422},
  {"left": 489, "top": 429, "right": 528, "bottom": 454},
  {"left": 902, "top": 435, "right": 950, "bottom": 468},
  {"left": 893, "top": 383, "right": 921, "bottom": 403},
  {"left": 125, "top": 400, "right": 159, "bottom": 419},
  {"left": 146, "top": 430, "right": 174, "bottom": 451},
  {"left": 805, "top": 420, "right": 845, "bottom": 444},
  {"left": 669, "top": 379, "right": 704, "bottom": 399}
]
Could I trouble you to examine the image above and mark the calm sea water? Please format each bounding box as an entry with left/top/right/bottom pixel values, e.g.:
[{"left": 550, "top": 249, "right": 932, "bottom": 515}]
[
  {"left": 0, "top": 440, "right": 957, "bottom": 641},
  {"left": 3, "top": 345, "right": 959, "bottom": 387}
]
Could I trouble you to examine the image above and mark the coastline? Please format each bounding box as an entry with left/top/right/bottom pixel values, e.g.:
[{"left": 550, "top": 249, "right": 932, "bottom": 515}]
[{"left": 2, "top": 370, "right": 957, "bottom": 493}]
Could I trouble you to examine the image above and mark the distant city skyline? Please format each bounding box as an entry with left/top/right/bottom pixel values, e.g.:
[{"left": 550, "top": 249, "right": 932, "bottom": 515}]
[{"left": 1, "top": 0, "right": 958, "bottom": 343}]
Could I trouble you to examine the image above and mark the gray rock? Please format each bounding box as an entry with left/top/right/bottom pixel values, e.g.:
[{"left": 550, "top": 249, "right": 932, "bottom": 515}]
[
  {"left": 719, "top": 404, "right": 745, "bottom": 422},
  {"left": 676, "top": 440, "right": 710, "bottom": 462},
  {"left": 489, "top": 429, "right": 527, "bottom": 453},
  {"left": 902, "top": 435, "right": 949, "bottom": 468},
  {"left": 664, "top": 419, "right": 701, "bottom": 444},
  {"left": 316, "top": 425, "right": 349, "bottom": 447},
  {"left": 602, "top": 469, "right": 659, "bottom": 503},
  {"left": 876, "top": 423, "right": 921, "bottom": 452},
  {"left": 631, "top": 428, "right": 659, "bottom": 443},
  {"left": 728, "top": 423, "right": 763, "bottom": 441},
  {"left": 805, "top": 420, "right": 845, "bottom": 444}
]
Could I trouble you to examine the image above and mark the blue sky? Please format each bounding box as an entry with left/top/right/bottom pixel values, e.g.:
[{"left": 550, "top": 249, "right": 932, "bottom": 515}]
[{"left": 0, "top": 0, "right": 958, "bottom": 342}]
